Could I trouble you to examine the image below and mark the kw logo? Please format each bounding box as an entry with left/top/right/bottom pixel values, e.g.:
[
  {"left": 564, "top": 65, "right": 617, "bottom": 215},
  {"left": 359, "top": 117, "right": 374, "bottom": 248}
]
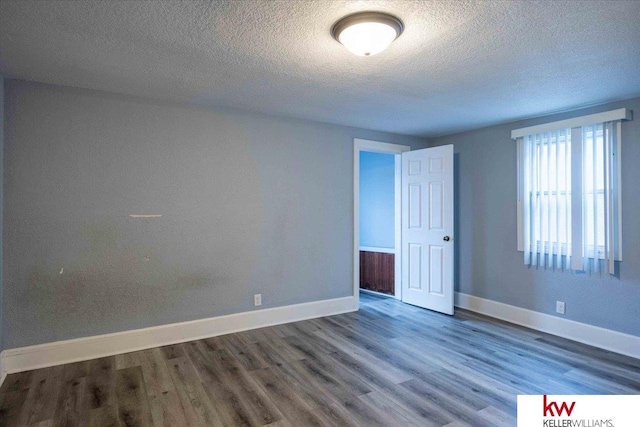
[{"left": 543, "top": 395, "right": 576, "bottom": 417}]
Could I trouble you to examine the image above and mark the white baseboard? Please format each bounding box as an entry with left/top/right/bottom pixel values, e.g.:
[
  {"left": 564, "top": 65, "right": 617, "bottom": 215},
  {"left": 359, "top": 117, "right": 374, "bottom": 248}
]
[
  {"left": 0, "top": 296, "right": 357, "bottom": 381},
  {"left": 0, "top": 354, "right": 5, "bottom": 386},
  {"left": 455, "top": 292, "right": 640, "bottom": 360},
  {"left": 3, "top": 291, "right": 634, "bottom": 387}
]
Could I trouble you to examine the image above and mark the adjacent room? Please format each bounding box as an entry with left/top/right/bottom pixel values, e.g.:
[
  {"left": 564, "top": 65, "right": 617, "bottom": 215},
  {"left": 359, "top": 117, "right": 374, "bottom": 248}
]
[{"left": 0, "top": 1, "right": 638, "bottom": 426}]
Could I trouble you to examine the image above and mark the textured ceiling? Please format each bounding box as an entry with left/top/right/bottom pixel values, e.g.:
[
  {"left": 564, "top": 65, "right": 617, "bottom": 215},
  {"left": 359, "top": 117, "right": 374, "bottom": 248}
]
[{"left": 1, "top": 0, "right": 639, "bottom": 137}]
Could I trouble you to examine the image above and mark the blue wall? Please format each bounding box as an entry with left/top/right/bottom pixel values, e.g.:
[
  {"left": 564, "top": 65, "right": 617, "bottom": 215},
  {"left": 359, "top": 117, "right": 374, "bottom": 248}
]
[
  {"left": 430, "top": 97, "right": 640, "bottom": 337},
  {"left": 359, "top": 151, "right": 395, "bottom": 249}
]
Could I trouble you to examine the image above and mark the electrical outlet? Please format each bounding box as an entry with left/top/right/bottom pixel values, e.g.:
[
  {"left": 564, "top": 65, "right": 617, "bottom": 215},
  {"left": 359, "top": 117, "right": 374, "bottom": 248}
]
[
  {"left": 254, "top": 294, "right": 262, "bottom": 306},
  {"left": 556, "top": 301, "right": 565, "bottom": 315}
]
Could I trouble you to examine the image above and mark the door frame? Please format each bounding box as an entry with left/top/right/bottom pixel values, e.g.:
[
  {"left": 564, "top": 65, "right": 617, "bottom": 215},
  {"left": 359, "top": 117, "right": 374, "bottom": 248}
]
[{"left": 353, "top": 138, "right": 410, "bottom": 307}]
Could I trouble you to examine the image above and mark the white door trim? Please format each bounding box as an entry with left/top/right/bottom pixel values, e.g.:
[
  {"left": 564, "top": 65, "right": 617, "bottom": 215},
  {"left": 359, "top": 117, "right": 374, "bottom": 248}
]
[{"left": 354, "top": 138, "right": 410, "bottom": 306}]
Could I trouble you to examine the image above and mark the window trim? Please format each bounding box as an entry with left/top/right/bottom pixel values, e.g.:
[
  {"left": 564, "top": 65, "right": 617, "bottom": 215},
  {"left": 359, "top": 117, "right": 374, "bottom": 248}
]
[{"left": 514, "top": 108, "right": 630, "bottom": 262}]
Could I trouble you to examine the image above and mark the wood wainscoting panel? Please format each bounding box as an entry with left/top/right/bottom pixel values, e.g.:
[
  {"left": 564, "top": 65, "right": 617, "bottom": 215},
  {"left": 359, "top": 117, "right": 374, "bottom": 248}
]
[{"left": 360, "top": 251, "right": 395, "bottom": 295}]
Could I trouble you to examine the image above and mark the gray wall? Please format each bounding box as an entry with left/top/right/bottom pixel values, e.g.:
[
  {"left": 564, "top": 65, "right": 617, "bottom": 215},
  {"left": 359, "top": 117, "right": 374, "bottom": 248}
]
[
  {"left": 431, "top": 97, "right": 640, "bottom": 337},
  {"left": 3, "top": 79, "right": 428, "bottom": 348}
]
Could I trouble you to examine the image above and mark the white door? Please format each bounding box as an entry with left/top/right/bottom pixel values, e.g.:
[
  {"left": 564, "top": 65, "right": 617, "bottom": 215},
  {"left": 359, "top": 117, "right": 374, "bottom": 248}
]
[{"left": 401, "top": 145, "right": 454, "bottom": 314}]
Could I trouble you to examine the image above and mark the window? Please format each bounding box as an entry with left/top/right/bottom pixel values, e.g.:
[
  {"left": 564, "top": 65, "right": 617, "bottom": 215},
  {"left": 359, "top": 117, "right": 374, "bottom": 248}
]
[
  {"left": 522, "top": 129, "right": 571, "bottom": 258},
  {"left": 583, "top": 124, "right": 608, "bottom": 256},
  {"left": 513, "top": 109, "right": 631, "bottom": 274}
]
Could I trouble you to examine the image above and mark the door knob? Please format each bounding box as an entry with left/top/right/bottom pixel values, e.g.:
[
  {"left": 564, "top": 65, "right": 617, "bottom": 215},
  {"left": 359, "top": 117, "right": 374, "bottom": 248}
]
[{"left": 443, "top": 236, "right": 451, "bottom": 241}]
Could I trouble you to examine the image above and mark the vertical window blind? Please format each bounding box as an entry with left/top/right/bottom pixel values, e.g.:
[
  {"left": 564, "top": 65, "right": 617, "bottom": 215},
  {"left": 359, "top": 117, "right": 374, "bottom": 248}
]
[
  {"left": 522, "top": 129, "right": 571, "bottom": 269},
  {"left": 581, "top": 122, "right": 621, "bottom": 273},
  {"left": 513, "top": 109, "right": 630, "bottom": 275}
]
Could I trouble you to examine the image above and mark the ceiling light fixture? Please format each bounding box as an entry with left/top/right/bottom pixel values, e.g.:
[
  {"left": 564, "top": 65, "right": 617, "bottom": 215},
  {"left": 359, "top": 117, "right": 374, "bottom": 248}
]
[{"left": 331, "top": 11, "right": 404, "bottom": 57}]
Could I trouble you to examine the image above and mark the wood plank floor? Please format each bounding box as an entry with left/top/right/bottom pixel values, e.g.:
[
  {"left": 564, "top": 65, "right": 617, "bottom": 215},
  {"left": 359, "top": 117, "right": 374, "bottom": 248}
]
[{"left": 1, "top": 291, "right": 638, "bottom": 426}]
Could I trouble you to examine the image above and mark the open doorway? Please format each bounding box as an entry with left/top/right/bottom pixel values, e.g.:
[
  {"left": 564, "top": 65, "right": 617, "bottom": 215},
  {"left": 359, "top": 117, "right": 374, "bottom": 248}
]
[
  {"left": 353, "top": 139, "right": 409, "bottom": 305},
  {"left": 359, "top": 151, "right": 396, "bottom": 296},
  {"left": 354, "top": 139, "right": 455, "bottom": 315}
]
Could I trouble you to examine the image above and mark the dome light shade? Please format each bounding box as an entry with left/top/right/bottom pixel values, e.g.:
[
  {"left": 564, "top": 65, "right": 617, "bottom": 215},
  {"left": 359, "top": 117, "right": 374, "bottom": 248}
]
[{"left": 332, "top": 12, "right": 404, "bottom": 56}]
